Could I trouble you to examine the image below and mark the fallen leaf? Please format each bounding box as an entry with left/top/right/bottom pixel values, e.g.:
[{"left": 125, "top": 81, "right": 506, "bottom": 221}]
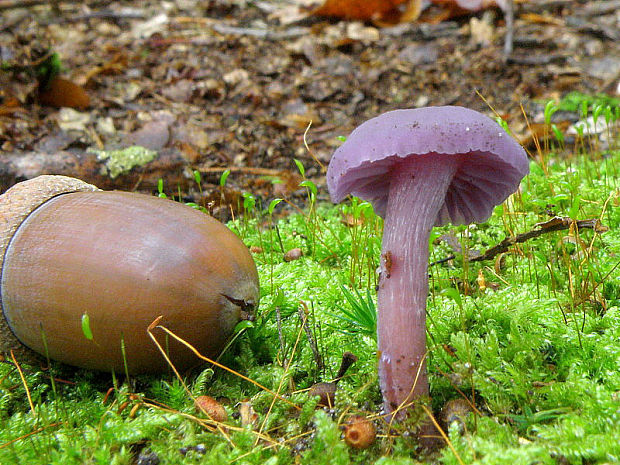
[
  {"left": 39, "top": 77, "right": 90, "bottom": 110},
  {"left": 469, "top": 17, "right": 494, "bottom": 46},
  {"left": 520, "top": 12, "right": 564, "bottom": 26},
  {"left": 0, "top": 95, "right": 25, "bottom": 116},
  {"left": 476, "top": 269, "right": 486, "bottom": 291},
  {"left": 311, "top": 0, "right": 407, "bottom": 21},
  {"left": 55, "top": 108, "right": 91, "bottom": 132},
  {"left": 194, "top": 395, "right": 228, "bottom": 422},
  {"left": 284, "top": 248, "right": 303, "bottom": 262}
]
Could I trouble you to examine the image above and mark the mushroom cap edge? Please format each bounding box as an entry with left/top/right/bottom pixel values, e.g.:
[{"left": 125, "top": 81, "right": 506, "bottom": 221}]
[{"left": 326, "top": 106, "right": 529, "bottom": 225}]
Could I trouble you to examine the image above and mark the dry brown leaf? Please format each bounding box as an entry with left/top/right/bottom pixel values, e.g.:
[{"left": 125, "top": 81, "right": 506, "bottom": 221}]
[
  {"left": 38, "top": 77, "right": 90, "bottom": 110},
  {"left": 311, "top": 0, "right": 407, "bottom": 21},
  {"left": 399, "top": 0, "right": 424, "bottom": 22},
  {"left": 0, "top": 94, "right": 25, "bottom": 116}
]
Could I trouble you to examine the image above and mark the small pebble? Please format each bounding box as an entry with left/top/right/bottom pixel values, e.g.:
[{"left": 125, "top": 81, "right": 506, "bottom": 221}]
[{"left": 136, "top": 449, "right": 160, "bottom": 465}]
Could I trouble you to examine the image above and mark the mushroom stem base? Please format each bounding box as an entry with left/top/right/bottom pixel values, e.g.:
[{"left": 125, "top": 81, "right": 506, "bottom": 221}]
[{"left": 377, "top": 154, "right": 460, "bottom": 418}]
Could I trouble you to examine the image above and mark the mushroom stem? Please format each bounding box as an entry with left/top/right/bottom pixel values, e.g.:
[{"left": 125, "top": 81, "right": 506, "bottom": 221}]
[{"left": 377, "top": 154, "right": 460, "bottom": 417}]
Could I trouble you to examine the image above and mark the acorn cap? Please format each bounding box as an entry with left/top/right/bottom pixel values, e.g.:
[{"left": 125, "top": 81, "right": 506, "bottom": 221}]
[{"left": 0, "top": 175, "right": 99, "bottom": 361}]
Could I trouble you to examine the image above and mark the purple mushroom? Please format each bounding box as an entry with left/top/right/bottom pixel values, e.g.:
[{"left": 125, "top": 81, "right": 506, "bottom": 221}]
[{"left": 327, "top": 106, "right": 529, "bottom": 418}]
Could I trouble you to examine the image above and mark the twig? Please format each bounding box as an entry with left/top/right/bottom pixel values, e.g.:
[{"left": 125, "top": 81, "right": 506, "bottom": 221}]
[
  {"left": 0, "top": 422, "right": 63, "bottom": 450},
  {"left": 200, "top": 166, "right": 288, "bottom": 177},
  {"left": 46, "top": 9, "right": 147, "bottom": 24},
  {"left": 470, "top": 216, "right": 608, "bottom": 263},
  {"left": 576, "top": 0, "right": 620, "bottom": 16},
  {"left": 517, "top": 0, "right": 574, "bottom": 14},
  {"left": 210, "top": 23, "right": 308, "bottom": 41},
  {"left": 10, "top": 351, "right": 35, "bottom": 416},
  {"left": 431, "top": 216, "right": 607, "bottom": 266},
  {"left": 171, "top": 17, "right": 308, "bottom": 41},
  {"left": 506, "top": 53, "right": 569, "bottom": 66}
]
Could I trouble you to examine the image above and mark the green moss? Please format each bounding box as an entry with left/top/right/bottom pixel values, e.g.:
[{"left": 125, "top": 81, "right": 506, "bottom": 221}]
[
  {"left": 301, "top": 411, "right": 349, "bottom": 465},
  {"left": 89, "top": 145, "right": 157, "bottom": 178},
  {"left": 1, "top": 120, "right": 619, "bottom": 464}
]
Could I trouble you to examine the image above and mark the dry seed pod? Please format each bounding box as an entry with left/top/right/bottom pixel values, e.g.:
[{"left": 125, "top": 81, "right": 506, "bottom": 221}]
[
  {"left": 0, "top": 175, "right": 259, "bottom": 373},
  {"left": 308, "top": 352, "right": 358, "bottom": 407},
  {"left": 308, "top": 382, "right": 337, "bottom": 408},
  {"left": 343, "top": 415, "right": 376, "bottom": 449},
  {"left": 194, "top": 395, "right": 228, "bottom": 422}
]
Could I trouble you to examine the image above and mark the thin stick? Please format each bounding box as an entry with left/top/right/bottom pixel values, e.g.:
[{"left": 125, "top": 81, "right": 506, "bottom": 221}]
[
  {"left": 303, "top": 120, "right": 326, "bottom": 172},
  {"left": 503, "top": 0, "right": 514, "bottom": 56},
  {"left": 0, "top": 422, "right": 62, "bottom": 450},
  {"left": 420, "top": 404, "right": 466, "bottom": 465},
  {"left": 0, "top": 0, "right": 48, "bottom": 11},
  {"left": 469, "top": 216, "right": 608, "bottom": 263},
  {"left": 432, "top": 216, "right": 607, "bottom": 267},
  {"left": 200, "top": 166, "right": 288, "bottom": 176},
  {"left": 10, "top": 351, "right": 35, "bottom": 416},
  {"left": 146, "top": 318, "right": 234, "bottom": 442},
  {"left": 148, "top": 317, "right": 301, "bottom": 411}
]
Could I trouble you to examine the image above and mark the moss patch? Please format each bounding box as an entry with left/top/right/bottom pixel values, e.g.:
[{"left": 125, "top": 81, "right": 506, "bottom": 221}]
[{"left": 90, "top": 145, "right": 157, "bottom": 178}]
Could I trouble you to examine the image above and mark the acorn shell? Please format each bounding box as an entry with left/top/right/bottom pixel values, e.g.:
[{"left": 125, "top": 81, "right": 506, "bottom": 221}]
[{"left": 0, "top": 176, "right": 259, "bottom": 373}]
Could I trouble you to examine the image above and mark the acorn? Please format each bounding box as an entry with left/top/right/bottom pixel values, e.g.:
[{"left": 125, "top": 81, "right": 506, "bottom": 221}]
[{"left": 0, "top": 175, "right": 259, "bottom": 374}]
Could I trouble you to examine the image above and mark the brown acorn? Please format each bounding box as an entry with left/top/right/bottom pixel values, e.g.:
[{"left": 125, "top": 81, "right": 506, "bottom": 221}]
[{"left": 0, "top": 175, "right": 259, "bottom": 373}]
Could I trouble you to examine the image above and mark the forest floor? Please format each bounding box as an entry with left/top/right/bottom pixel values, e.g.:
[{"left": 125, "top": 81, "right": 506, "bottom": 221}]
[{"left": 0, "top": 0, "right": 618, "bottom": 213}]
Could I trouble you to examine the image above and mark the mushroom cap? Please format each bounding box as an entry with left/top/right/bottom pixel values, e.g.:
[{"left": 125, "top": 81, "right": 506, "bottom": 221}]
[{"left": 327, "top": 106, "right": 529, "bottom": 225}]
